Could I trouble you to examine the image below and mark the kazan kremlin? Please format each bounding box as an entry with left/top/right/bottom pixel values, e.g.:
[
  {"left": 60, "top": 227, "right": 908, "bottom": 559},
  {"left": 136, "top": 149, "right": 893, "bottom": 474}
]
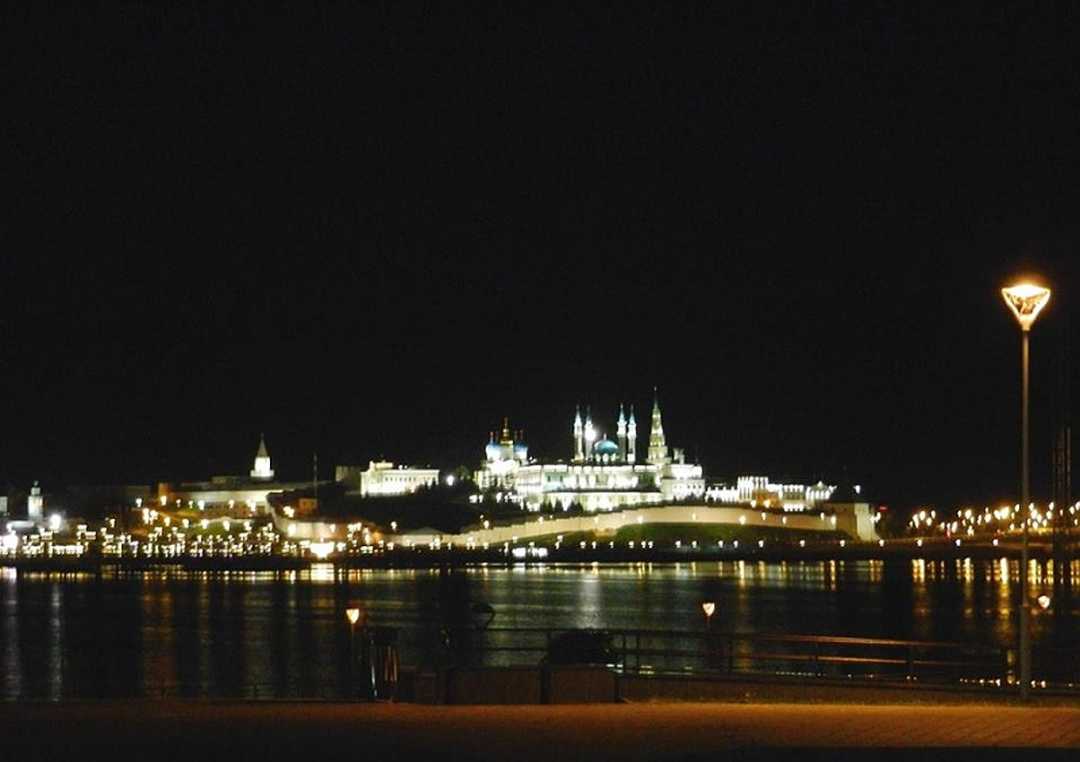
[{"left": 0, "top": 391, "right": 898, "bottom": 562}]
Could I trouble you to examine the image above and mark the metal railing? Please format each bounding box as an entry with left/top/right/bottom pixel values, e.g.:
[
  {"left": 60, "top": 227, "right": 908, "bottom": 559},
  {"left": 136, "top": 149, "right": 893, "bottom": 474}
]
[{"left": 440, "top": 626, "right": 1079, "bottom": 690}]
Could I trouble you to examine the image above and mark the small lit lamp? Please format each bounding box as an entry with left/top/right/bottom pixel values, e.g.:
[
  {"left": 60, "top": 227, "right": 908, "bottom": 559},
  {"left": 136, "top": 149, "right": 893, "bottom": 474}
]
[
  {"left": 1001, "top": 281, "right": 1050, "bottom": 700},
  {"left": 701, "top": 601, "right": 716, "bottom": 630},
  {"left": 1036, "top": 594, "right": 1051, "bottom": 611}
]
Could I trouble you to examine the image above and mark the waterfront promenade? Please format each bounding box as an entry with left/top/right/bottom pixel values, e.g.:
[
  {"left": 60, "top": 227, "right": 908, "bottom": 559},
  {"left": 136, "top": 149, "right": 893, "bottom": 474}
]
[{"left": 1, "top": 701, "right": 1077, "bottom": 760}]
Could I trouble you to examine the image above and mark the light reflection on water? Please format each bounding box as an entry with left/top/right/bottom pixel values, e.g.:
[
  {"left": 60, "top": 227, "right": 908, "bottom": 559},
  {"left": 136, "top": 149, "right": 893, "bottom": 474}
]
[{"left": 0, "top": 559, "right": 1076, "bottom": 699}]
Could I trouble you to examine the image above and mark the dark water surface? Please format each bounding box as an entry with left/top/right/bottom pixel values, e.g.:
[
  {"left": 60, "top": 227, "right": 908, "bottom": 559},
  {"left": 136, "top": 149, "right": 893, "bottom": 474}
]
[{"left": 1, "top": 559, "right": 1077, "bottom": 699}]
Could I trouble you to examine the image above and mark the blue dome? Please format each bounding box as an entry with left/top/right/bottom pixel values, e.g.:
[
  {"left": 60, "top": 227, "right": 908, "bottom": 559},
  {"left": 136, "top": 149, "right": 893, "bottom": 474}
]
[
  {"left": 513, "top": 442, "right": 528, "bottom": 455},
  {"left": 485, "top": 442, "right": 503, "bottom": 460},
  {"left": 593, "top": 438, "right": 620, "bottom": 456}
]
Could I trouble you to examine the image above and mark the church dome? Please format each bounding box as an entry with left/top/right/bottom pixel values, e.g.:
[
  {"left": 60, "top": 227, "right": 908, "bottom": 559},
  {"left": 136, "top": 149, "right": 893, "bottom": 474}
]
[
  {"left": 513, "top": 441, "right": 528, "bottom": 458},
  {"left": 593, "top": 438, "right": 620, "bottom": 457},
  {"left": 485, "top": 440, "right": 503, "bottom": 461}
]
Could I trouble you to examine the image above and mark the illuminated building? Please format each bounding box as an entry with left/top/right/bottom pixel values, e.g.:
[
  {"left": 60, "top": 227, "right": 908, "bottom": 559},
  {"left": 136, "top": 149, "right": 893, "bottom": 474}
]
[
  {"left": 705, "top": 476, "right": 836, "bottom": 511},
  {"left": 250, "top": 433, "right": 274, "bottom": 479},
  {"left": 334, "top": 460, "right": 440, "bottom": 497},
  {"left": 475, "top": 391, "right": 705, "bottom": 511},
  {"left": 27, "top": 481, "right": 43, "bottom": 522}
]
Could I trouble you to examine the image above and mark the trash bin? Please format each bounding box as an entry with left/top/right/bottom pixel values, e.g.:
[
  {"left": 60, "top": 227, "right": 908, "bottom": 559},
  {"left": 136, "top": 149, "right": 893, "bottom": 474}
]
[{"left": 372, "top": 626, "right": 400, "bottom": 700}]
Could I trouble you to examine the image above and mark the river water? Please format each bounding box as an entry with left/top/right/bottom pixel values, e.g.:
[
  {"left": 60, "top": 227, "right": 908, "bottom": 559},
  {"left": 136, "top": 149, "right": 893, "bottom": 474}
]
[{"left": 1, "top": 559, "right": 1077, "bottom": 699}]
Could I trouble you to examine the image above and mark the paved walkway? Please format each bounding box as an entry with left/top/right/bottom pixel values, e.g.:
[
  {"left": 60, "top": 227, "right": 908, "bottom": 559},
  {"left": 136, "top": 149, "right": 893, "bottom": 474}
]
[{"left": 1, "top": 701, "right": 1078, "bottom": 760}]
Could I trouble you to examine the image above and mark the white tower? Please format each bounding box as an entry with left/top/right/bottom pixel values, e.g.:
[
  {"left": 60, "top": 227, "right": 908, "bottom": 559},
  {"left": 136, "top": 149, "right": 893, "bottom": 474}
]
[
  {"left": 616, "top": 405, "right": 627, "bottom": 462},
  {"left": 627, "top": 405, "right": 637, "bottom": 464},
  {"left": 647, "top": 389, "right": 669, "bottom": 466},
  {"left": 251, "top": 433, "right": 274, "bottom": 480},
  {"left": 27, "top": 481, "right": 43, "bottom": 522},
  {"left": 573, "top": 406, "right": 584, "bottom": 462},
  {"left": 583, "top": 406, "right": 596, "bottom": 463}
]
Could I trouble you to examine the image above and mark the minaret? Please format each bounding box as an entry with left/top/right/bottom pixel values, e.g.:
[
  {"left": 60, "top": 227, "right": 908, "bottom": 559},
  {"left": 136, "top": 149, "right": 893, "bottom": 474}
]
[
  {"left": 583, "top": 406, "right": 596, "bottom": 463},
  {"left": 627, "top": 405, "right": 637, "bottom": 464},
  {"left": 251, "top": 433, "right": 274, "bottom": 479},
  {"left": 647, "top": 389, "right": 669, "bottom": 465},
  {"left": 616, "top": 404, "right": 627, "bottom": 462},
  {"left": 573, "top": 406, "right": 584, "bottom": 462}
]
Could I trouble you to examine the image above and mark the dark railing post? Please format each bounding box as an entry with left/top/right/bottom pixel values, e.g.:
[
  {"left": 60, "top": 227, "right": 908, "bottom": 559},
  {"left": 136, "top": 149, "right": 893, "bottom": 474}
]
[
  {"left": 727, "top": 634, "right": 734, "bottom": 674},
  {"left": 906, "top": 645, "right": 914, "bottom": 680}
]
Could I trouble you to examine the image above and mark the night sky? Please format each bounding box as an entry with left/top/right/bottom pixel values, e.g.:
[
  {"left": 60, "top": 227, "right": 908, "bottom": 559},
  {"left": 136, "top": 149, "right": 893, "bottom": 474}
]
[{"left": 4, "top": 5, "right": 1078, "bottom": 512}]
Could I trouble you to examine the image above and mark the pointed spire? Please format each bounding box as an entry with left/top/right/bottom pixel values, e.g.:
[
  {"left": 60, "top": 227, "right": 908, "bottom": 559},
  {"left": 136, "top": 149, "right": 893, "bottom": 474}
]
[
  {"left": 573, "top": 405, "right": 585, "bottom": 462},
  {"left": 648, "top": 388, "right": 668, "bottom": 465},
  {"left": 251, "top": 432, "right": 274, "bottom": 479},
  {"left": 617, "top": 404, "right": 628, "bottom": 462}
]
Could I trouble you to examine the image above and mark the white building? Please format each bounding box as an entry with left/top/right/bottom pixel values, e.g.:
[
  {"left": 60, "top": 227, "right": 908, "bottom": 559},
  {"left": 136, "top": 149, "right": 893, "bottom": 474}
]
[
  {"left": 336, "top": 461, "right": 440, "bottom": 497},
  {"left": 250, "top": 433, "right": 274, "bottom": 479},
  {"left": 705, "top": 475, "right": 835, "bottom": 511},
  {"left": 475, "top": 392, "right": 705, "bottom": 512},
  {"left": 27, "top": 481, "right": 43, "bottom": 522}
]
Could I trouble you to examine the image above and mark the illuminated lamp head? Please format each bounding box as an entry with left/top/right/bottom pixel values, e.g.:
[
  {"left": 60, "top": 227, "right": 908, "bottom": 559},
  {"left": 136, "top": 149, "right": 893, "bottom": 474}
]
[{"left": 1001, "top": 282, "right": 1051, "bottom": 332}]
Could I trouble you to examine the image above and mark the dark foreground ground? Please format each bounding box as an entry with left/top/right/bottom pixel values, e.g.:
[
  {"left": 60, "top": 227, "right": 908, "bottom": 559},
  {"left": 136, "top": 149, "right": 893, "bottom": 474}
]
[{"left": 1, "top": 701, "right": 1077, "bottom": 762}]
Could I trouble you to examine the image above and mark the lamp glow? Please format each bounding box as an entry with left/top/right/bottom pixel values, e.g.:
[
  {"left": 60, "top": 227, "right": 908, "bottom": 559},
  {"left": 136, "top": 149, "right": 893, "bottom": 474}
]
[
  {"left": 1001, "top": 284, "right": 1051, "bottom": 331},
  {"left": 345, "top": 607, "right": 361, "bottom": 625},
  {"left": 701, "top": 601, "right": 716, "bottom": 618}
]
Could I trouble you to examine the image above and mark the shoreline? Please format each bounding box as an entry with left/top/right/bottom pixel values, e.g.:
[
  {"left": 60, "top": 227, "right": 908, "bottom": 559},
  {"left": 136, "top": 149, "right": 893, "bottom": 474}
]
[{"left": 1, "top": 540, "right": 1072, "bottom": 573}]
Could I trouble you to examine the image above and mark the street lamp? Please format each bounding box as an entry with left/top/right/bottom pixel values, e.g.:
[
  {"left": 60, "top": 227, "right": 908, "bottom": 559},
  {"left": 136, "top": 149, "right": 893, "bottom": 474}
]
[
  {"left": 345, "top": 608, "right": 360, "bottom": 698},
  {"left": 1001, "top": 281, "right": 1051, "bottom": 699},
  {"left": 701, "top": 601, "right": 716, "bottom": 630}
]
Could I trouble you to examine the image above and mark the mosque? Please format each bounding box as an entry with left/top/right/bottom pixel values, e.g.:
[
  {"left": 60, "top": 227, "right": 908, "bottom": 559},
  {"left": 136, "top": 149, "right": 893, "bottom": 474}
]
[{"left": 475, "top": 392, "right": 705, "bottom": 512}]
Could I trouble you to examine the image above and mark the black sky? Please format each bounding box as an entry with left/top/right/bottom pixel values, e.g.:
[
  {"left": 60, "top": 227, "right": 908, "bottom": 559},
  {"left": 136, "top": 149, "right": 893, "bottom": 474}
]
[{"left": 3, "top": 4, "right": 1078, "bottom": 511}]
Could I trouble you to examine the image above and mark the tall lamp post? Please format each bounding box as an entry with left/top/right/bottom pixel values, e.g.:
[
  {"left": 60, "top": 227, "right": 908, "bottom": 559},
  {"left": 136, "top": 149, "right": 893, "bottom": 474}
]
[
  {"left": 345, "top": 607, "right": 360, "bottom": 698},
  {"left": 1001, "top": 282, "right": 1051, "bottom": 699}
]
